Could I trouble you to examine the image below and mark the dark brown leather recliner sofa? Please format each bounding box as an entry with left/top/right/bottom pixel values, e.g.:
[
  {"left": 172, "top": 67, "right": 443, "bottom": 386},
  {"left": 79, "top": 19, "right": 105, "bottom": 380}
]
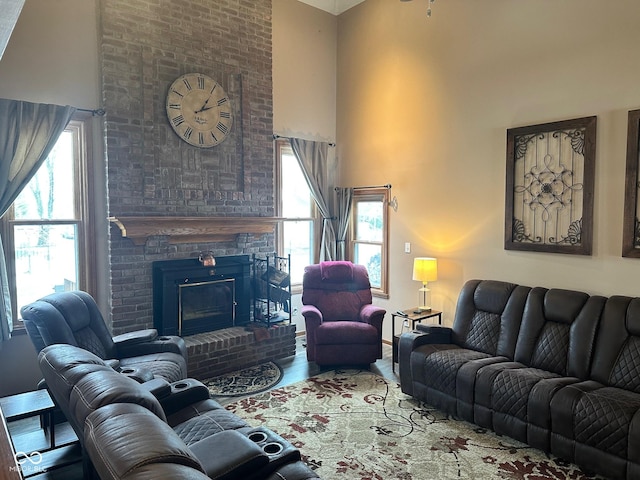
[
  {"left": 399, "top": 279, "right": 640, "bottom": 480},
  {"left": 39, "top": 344, "right": 320, "bottom": 480}
]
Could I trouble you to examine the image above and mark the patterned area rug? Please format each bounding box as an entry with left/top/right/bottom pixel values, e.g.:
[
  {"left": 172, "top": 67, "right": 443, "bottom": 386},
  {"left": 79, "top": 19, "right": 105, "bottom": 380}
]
[
  {"left": 203, "top": 361, "right": 283, "bottom": 397},
  {"left": 225, "top": 369, "right": 606, "bottom": 480}
]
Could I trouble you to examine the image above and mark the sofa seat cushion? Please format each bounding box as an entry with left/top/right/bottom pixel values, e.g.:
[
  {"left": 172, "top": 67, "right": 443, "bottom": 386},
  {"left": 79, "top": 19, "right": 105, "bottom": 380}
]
[
  {"left": 491, "top": 367, "right": 562, "bottom": 419},
  {"left": 573, "top": 386, "right": 640, "bottom": 459},
  {"left": 418, "top": 346, "right": 495, "bottom": 397},
  {"left": 119, "top": 352, "right": 187, "bottom": 383},
  {"left": 168, "top": 399, "right": 250, "bottom": 445},
  {"left": 315, "top": 321, "right": 378, "bottom": 345}
]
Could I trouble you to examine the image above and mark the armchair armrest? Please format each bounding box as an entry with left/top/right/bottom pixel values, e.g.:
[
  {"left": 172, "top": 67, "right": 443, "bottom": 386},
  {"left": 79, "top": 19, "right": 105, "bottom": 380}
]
[
  {"left": 301, "top": 305, "right": 322, "bottom": 326},
  {"left": 114, "top": 333, "right": 187, "bottom": 359},
  {"left": 359, "top": 304, "right": 385, "bottom": 331}
]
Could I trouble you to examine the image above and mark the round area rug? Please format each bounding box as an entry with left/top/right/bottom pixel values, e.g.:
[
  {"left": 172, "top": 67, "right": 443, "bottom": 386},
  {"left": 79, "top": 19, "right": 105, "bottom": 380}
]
[{"left": 203, "top": 361, "right": 283, "bottom": 397}]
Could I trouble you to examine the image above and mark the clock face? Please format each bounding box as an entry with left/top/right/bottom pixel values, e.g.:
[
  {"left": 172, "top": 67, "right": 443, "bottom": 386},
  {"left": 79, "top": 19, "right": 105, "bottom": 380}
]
[{"left": 166, "top": 73, "right": 233, "bottom": 148}]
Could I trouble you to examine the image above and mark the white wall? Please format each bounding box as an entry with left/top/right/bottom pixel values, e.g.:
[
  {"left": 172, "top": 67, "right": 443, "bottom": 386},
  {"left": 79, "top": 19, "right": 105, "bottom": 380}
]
[{"left": 336, "top": 0, "right": 640, "bottom": 339}]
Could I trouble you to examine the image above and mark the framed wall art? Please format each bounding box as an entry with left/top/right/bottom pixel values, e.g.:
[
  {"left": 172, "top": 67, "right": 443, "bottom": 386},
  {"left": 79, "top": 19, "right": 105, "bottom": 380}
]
[
  {"left": 504, "top": 116, "right": 597, "bottom": 255},
  {"left": 622, "top": 108, "right": 640, "bottom": 258}
]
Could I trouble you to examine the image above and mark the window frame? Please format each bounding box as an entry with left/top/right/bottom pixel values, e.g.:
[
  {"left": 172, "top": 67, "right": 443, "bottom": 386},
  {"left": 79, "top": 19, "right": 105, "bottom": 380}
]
[
  {"left": 349, "top": 187, "right": 390, "bottom": 298},
  {"left": 1, "top": 113, "right": 97, "bottom": 329},
  {"left": 274, "top": 139, "right": 320, "bottom": 291}
]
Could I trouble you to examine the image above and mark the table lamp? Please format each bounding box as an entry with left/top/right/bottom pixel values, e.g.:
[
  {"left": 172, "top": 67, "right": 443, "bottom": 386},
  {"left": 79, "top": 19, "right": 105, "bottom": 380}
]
[{"left": 412, "top": 257, "right": 438, "bottom": 312}]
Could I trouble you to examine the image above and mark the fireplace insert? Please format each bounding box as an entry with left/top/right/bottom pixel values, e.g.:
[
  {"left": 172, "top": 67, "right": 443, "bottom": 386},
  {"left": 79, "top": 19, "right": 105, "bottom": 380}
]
[{"left": 153, "top": 255, "right": 251, "bottom": 336}]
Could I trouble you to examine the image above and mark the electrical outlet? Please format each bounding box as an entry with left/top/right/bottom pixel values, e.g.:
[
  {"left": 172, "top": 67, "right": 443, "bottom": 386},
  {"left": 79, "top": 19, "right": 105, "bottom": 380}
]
[
  {"left": 403, "top": 319, "right": 409, "bottom": 328},
  {"left": 404, "top": 242, "right": 411, "bottom": 253}
]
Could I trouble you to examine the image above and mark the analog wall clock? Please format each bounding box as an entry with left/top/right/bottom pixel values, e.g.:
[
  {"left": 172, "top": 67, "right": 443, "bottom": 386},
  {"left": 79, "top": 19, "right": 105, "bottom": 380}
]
[{"left": 166, "top": 73, "right": 233, "bottom": 148}]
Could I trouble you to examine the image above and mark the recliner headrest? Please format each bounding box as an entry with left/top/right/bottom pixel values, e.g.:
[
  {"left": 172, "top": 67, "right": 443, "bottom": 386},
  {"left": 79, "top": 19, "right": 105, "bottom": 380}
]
[{"left": 320, "top": 261, "right": 354, "bottom": 282}]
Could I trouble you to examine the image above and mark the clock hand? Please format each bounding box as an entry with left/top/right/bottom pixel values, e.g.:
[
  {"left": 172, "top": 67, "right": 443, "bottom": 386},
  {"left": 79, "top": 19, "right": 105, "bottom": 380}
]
[{"left": 195, "top": 97, "right": 212, "bottom": 114}]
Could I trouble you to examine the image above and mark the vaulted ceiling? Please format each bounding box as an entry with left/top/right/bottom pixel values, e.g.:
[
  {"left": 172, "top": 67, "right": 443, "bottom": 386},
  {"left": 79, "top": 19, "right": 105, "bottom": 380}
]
[
  {"left": 0, "top": 0, "right": 25, "bottom": 61},
  {"left": 296, "top": 0, "right": 366, "bottom": 16}
]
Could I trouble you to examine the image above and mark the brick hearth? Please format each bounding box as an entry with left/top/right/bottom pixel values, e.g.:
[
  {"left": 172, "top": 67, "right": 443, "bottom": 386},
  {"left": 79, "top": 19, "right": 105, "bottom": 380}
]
[{"left": 184, "top": 324, "right": 297, "bottom": 380}]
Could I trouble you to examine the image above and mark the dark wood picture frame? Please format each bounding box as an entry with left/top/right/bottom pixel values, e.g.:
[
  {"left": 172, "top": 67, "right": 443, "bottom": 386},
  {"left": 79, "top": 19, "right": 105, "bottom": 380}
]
[
  {"left": 504, "top": 116, "right": 597, "bottom": 255},
  {"left": 622, "top": 109, "right": 640, "bottom": 257}
]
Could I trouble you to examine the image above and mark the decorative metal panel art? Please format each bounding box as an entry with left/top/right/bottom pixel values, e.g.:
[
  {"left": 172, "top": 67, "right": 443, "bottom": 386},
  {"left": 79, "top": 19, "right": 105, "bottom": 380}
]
[
  {"left": 622, "top": 109, "right": 640, "bottom": 257},
  {"left": 505, "top": 117, "right": 596, "bottom": 255}
]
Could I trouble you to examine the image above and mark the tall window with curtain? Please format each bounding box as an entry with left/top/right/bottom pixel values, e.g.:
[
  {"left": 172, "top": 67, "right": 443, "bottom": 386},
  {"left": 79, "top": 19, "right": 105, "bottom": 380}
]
[
  {"left": 275, "top": 139, "right": 319, "bottom": 285},
  {"left": 1, "top": 114, "right": 95, "bottom": 330},
  {"left": 350, "top": 187, "right": 389, "bottom": 298}
]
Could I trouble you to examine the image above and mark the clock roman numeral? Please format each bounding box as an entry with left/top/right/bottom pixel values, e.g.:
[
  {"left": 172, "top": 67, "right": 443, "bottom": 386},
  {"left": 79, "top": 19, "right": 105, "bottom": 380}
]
[
  {"left": 184, "top": 127, "right": 193, "bottom": 139},
  {"left": 210, "top": 84, "right": 217, "bottom": 94},
  {"left": 172, "top": 115, "right": 185, "bottom": 126},
  {"left": 216, "top": 122, "right": 229, "bottom": 135},
  {"left": 168, "top": 103, "right": 181, "bottom": 109},
  {"left": 197, "top": 76, "right": 205, "bottom": 89},
  {"left": 211, "top": 131, "right": 219, "bottom": 143},
  {"left": 182, "top": 78, "right": 192, "bottom": 90},
  {"left": 198, "top": 132, "right": 205, "bottom": 145},
  {"left": 171, "top": 89, "right": 184, "bottom": 98},
  {"left": 217, "top": 97, "right": 228, "bottom": 106},
  {"left": 220, "top": 111, "right": 231, "bottom": 119}
]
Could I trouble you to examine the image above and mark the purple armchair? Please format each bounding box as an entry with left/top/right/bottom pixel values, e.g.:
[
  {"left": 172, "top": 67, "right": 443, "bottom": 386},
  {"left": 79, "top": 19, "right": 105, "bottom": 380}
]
[{"left": 301, "top": 261, "right": 386, "bottom": 366}]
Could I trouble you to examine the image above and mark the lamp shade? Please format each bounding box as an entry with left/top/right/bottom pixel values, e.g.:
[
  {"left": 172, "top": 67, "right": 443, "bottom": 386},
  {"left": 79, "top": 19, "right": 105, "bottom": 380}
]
[{"left": 412, "top": 257, "right": 438, "bottom": 283}]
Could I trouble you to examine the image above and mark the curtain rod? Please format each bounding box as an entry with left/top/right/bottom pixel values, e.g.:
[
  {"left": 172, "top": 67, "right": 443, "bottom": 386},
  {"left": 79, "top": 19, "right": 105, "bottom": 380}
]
[
  {"left": 273, "top": 134, "right": 335, "bottom": 147},
  {"left": 336, "top": 184, "right": 392, "bottom": 191},
  {"left": 77, "top": 107, "right": 106, "bottom": 116}
]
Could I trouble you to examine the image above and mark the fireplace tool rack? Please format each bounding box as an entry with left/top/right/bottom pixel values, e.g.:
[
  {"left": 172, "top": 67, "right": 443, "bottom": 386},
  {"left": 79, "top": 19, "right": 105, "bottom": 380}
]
[{"left": 252, "top": 253, "right": 291, "bottom": 327}]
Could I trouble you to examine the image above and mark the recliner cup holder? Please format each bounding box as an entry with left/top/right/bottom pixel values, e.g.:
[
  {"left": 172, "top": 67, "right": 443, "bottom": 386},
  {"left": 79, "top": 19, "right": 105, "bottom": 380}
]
[
  {"left": 262, "top": 442, "right": 284, "bottom": 456},
  {"left": 173, "top": 382, "right": 189, "bottom": 389},
  {"left": 248, "top": 431, "right": 268, "bottom": 443},
  {"left": 158, "top": 336, "right": 171, "bottom": 341},
  {"left": 120, "top": 368, "right": 135, "bottom": 374}
]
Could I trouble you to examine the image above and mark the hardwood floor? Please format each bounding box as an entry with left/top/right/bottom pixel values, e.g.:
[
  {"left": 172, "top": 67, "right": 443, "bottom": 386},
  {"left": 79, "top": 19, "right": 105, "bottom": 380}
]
[
  {"left": 217, "top": 335, "right": 399, "bottom": 406},
  {"left": 5, "top": 337, "right": 398, "bottom": 478}
]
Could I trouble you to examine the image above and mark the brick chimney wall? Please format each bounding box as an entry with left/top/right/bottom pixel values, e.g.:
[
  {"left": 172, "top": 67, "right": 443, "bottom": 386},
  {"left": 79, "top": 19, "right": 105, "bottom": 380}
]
[{"left": 100, "top": 0, "right": 274, "bottom": 335}]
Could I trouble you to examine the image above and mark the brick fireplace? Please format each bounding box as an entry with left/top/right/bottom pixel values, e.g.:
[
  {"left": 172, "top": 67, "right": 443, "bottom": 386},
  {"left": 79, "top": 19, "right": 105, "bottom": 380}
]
[{"left": 99, "top": 2, "right": 294, "bottom": 377}]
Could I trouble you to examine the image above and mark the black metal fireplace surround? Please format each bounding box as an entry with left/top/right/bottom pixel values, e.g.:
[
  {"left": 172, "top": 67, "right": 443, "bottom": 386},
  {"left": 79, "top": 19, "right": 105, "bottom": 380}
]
[{"left": 152, "top": 255, "right": 251, "bottom": 336}]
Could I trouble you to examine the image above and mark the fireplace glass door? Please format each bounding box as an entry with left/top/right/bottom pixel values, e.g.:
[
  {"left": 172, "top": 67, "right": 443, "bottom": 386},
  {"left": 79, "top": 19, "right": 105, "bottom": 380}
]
[{"left": 178, "top": 278, "right": 235, "bottom": 336}]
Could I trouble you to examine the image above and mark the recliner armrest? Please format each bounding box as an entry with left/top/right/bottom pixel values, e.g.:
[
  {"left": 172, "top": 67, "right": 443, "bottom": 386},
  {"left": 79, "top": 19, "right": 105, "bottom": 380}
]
[
  {"left": 114, "top": 333, "right": 187, "bottom": 359},
  {"left": 359, "top": 304, "right": 385, "bottom": 328},
  {"left": 112, "top": 328, "right": 158, "bottom": 345},
  {"left": 159, "top": 379, "right": 212, "bottom": 416},
  {"left": 140, "top": 377, "right": 172, "bottom": 399},
  {"left": 189, "top": 430, "right": 269, "bottom": 480},
  {"left": 398, "top": 327, "right": 453, "bottom": 396}
]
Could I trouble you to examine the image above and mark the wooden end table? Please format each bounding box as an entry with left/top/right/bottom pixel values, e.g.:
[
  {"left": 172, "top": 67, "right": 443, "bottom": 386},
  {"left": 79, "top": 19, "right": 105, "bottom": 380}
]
[{"left": 392, "top": 308, "right": 442, "bottom": 373}]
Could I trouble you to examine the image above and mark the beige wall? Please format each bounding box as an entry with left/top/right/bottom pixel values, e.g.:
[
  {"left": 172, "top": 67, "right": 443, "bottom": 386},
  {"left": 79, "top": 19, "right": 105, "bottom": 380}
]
[
  {"left": 0, "top": 0, "right": 103, "bottom": 396},
  {"left": 336, "top": 0, "right": 640, "bottom": 335},
  {"left": 0, "top": 0, "right": 100, "bottom": 107},
  {"left": 273, "top": 0, "right": 337, "bottom": 142}
]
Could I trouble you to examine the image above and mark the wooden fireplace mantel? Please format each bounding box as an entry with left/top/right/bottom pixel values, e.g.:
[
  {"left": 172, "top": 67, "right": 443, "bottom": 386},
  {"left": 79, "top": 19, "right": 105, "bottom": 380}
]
[{"left": 108, "top": 216, "right": 284, "bottom": 245}]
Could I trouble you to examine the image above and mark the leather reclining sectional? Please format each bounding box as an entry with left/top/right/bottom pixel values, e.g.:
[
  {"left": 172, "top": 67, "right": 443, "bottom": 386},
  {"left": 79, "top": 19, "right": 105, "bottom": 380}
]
[
  {"left": 399, "top": 279, "right": 640, "bottom": 480},
  {"left": 39, "top": 344, "right": 320, "bottom": 480}
]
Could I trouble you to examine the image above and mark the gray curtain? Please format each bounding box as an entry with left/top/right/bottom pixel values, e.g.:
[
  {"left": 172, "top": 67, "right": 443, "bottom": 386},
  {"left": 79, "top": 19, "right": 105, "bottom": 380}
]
[
  {"left": 289, "top": 138, "right": 338, "bottom": 261},
  {"left": 0, "top": 99, "right": 76, "bottom": 341},
  {"left": 334, "top": 187, "right": 353, "bottom": 261}
]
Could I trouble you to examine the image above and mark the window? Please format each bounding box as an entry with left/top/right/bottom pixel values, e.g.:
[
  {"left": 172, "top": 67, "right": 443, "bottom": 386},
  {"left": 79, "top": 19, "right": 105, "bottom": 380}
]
[
  {"left": 351, "top": 188, "right": 389, "bottom": 297},
  {"left": 1, "top": 114, "right": 95, "bottom": 328},
  {"left": 275, "top": 140, "right": 318, "bottom": 286}
]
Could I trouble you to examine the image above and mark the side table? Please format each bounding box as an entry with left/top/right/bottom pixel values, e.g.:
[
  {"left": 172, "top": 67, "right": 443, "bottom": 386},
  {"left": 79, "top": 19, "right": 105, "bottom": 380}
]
[
  {"left": 391, "top": 308, "right": 442, "bottom": 373},
  {"left": 0, "top": 389, "right": 56, "bottom": 451}
]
